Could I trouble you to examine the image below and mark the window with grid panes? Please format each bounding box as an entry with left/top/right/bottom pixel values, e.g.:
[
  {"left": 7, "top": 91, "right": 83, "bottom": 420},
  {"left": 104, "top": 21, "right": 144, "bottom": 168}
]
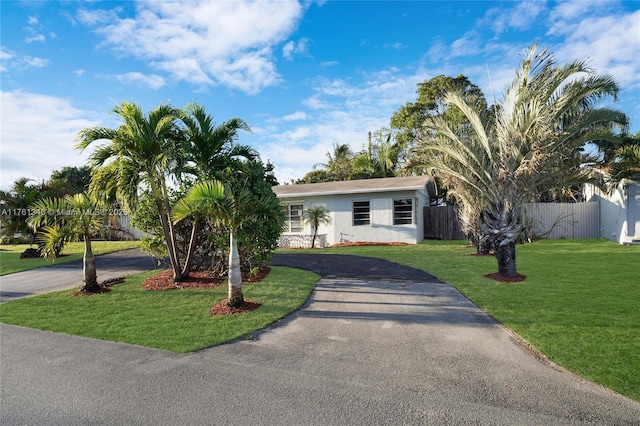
[
  {"left": 393, "top": 198, "right": 413, "bottom": 225},
  {"left": 286, "top": 204, "right": 303, "bottom": 232},
  {"left": 352, "top": 200, "right": 370, "bottom": 226}
]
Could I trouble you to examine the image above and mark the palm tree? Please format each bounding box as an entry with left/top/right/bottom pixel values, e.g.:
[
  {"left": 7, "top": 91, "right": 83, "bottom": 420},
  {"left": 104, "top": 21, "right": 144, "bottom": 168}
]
[
  {"left": 302, "top": 205, "right": 332, "bottom": 248},
  {"left": 610, "top": 144, "right": 640, "bottom": 182},
  {"left": 415, "top": 44, "right": 627, "bottom": 277},
  {"left": 174, "top": 102, "right": 254, "bottom": 275},
  {"left": 28, "top": 194, "right": 106, "bottom": 292},
  {"left": 314, "top": 143, "right": 355, "bottom": 181},
  {"left": 353, "top": 129, "right": 402, "bottom": 179},
  {"left": 173, "top": 180, "right": 282, "bottom": 308},
  {"left": 75, "top": 102, "right": 187, "bottom": 282}
]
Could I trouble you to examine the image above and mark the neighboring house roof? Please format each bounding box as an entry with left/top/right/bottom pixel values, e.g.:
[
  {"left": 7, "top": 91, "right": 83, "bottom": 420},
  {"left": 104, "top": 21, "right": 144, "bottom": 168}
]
[{"left": 273, "top": 176, "right": 437, "bottom": 198}]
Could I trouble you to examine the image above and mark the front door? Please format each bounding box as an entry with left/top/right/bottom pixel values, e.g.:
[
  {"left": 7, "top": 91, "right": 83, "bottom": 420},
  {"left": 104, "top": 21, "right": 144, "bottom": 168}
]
[{"left": 627, "top": 183, "right": 640, "bottom": 238}]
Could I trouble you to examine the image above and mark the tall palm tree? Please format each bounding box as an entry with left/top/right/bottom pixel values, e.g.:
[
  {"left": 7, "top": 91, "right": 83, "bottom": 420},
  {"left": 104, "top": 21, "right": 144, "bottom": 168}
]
[
  {"left": 28, "top": 194, "right": 106, "bottom": 292},
  {"left": 173, "top": 180, "right": 282, "bottom": 308},
  {"left": 302, "top": 205, "right": 332, "bottom": 248},
  {"left": 314, "top": 143, "right": 355, "bottom": 181},
  {"left": 75, "top": 102, "right": 187, "bottom": 282},
  {"left": 174, "top": 103, "right": 254, "bottom": 275},
  {"left": 177, "top": 102, "right": 255, "bottom": 181},
  {"left": 416, "top": 44, "right": 627, "bottom": 277},
  {"left": 353, "top": 129, "right": 402, "bottom": 178}
]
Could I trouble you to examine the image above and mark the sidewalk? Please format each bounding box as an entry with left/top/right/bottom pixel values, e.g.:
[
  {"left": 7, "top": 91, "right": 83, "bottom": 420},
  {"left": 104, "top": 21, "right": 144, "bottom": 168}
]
[{"left": 0, "top": 248, "right": 161, "bottom": 302}]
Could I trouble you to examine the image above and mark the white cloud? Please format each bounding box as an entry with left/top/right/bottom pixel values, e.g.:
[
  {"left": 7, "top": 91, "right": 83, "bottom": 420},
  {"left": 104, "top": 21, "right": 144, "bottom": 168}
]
[
  {"left": 0, "top": 48, "right": 48, "bottom": 72},
  {"left": 0, "top": 91, "right": 98, "bottom": 190},
  {"left": 282, "top": 38, "right": 308, "bottom": 60},
  {"left": 73, "top": 69, "right": 85, "bottom": 77},
  {"left": 282, "top": 111, "right": 308, "bottom": 121},
  {"left": 549, "top": 9, "right": 640, "bottom": 88},
  {"left": 25, "top": 34, "right": 45, "bottom": 43},
  {"left": 482, "top": 0, "right": 547, "bottom": 34},
  {"left": 81, "top": 0, "right": 303, "bottom": 94},
  {"left": 110, "top": 72, "right": 166, "bottom": 89}
]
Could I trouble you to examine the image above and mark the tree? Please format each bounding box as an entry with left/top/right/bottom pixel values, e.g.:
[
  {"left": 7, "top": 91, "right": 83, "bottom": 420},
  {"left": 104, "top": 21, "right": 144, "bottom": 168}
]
[
  {"left": 353, "top": 129, "right": 403, "bottom": 179},
  {"left": 174, "top": 102, "right": 254, "bottom": 275},
  {"left": 610, "top": 142, "right": 640, "bottom": 182},
  {"left": 0, "top": 178, "right": 41, "bottom": 243},
  {"left": 302, "top": 206, "right": 332, "bottom": 248},
  {"left": 173, "top": 179, "right": 283, "bottom": 307},
  {"left": 28, "top": 194, "right": 106, "bottom": 292},
  {"left": 391, "top": 74, "right": 488, "bottom": 149},
  {"left": 313, "top": 143, "right": 355, "bottom": 181},
  {"left": 414, "top": 44, "right": 627, "bottom": 277},
  {"left": 49, "top": 166, "right": 92, "bottom": 194},
  {"left": 76, "top": 101, "right": 188, "bottom": 282}
]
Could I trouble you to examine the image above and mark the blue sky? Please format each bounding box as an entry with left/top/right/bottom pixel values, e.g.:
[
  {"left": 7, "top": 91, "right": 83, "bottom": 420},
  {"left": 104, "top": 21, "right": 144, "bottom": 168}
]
[{"left": 1, "top": 0, "right": 639, "bottom": 190}]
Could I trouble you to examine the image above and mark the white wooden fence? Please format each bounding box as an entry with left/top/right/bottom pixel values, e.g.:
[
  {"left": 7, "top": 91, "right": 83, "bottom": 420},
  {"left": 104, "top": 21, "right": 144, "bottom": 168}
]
[{"left": 523, "top": 202, "right": 600, "bottom": 239}]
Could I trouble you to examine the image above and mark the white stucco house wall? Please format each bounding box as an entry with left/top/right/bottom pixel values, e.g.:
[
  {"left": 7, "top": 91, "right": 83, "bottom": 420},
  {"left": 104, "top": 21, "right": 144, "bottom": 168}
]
[
  {"left": 272, "top": 176, "right": 436, "bottom": 248},
  {"left": 584, "top": 177, "right": 640, "bottom": 244}
]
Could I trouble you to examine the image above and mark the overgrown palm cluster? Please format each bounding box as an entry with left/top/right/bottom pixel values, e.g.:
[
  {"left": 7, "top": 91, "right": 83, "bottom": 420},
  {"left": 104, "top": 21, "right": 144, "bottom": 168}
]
[
  {"left": 414, "top": 44, "right": 628, "bottom": 277},
  {"left": 75, "top": 101, "right": 285, "bottom": 304}
]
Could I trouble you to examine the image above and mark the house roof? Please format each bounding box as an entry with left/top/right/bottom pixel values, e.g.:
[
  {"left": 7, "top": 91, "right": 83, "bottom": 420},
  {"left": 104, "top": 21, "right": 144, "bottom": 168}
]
[{"left": 272, "top": 176, "right": 436, "bottom": 198}]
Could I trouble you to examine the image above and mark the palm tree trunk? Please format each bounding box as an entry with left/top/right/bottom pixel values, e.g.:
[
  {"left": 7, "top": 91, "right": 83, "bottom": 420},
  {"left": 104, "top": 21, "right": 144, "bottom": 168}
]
[
  {"left": 495, "top": 241, "right": 517, "bottom": 277},
  {"left": 181, "top": 217, "right": 200, "bottom": 277},
  {"left": 311, "top": 226, "right": 317, "bottom": 248},
  {"left": 227, "top": 231, "right": 243, "bottom": 307},
  {"left": 153, "top": 197, "right": 183, "bottom": 282},
  {"left": 82, "top": 236, "right": 99, "bottom": 292}
]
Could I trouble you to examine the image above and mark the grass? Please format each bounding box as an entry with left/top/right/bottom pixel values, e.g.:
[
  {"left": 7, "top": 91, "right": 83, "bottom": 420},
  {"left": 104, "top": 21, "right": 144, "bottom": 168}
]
[
  {"left": 0, "top": 241, "right": 141, "bottom": 275},
  {"left": 297, "top": 239, "right": 640, "bottom": 402},
  {"left": 0, "top": 266, "right": 318, "bottom": 353}
]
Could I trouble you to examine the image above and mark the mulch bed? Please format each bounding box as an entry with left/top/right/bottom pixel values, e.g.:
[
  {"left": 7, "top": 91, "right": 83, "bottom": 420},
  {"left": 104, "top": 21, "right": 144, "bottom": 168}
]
[
  {"left": 210, "top": 299, "right": 262, "bottom": 316},
  {"left": 484, "top": 273, "right": 527, "bottom": 283},
  {"left": 141, "top": 267, "right": 271, "bottom": 316},
  {"left": 142, "top": 267, "right": 271, "bottom": 290},
  {"left": 70, "top": 277, "right": 125, "bottom": 297}
]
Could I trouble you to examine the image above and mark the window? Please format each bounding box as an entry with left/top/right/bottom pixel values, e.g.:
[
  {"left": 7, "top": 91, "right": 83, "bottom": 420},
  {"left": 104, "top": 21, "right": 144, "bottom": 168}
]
[
  {"left": 393, "top": 198, "right": 414, "bottom": 225},
  {"left": 353, "top": 200, "right": 370, "bottom": 226},
  {"left": 285, "top": 204, "right": 303, "bottom": 232}
]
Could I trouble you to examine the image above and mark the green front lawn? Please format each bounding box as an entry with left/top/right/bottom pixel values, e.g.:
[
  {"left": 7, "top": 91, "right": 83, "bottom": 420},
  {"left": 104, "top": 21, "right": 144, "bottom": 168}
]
[
  {"left": 0, "top": 241, "right": 141, "bottom": 275},
  {"left": 312, "top": 239, "right": 640, "bottom": 401},
  {"left": 0, "top": 266, "right": 318, "bottom": 353}
]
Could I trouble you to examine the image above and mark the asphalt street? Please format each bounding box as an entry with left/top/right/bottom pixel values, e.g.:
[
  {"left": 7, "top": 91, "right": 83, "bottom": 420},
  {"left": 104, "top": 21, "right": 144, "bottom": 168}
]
[{"left": 1, "top": 252, "right": 639, "bottom": 425}]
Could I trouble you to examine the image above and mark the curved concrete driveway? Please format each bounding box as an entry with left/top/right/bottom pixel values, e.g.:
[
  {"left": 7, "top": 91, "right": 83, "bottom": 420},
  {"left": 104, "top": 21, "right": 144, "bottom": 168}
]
[{"left": 1, "top": 253, "right": 639, "bottom": 425}]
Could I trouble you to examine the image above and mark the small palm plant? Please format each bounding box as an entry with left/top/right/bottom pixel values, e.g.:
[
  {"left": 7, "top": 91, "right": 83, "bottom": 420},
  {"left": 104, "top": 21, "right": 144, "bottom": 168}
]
[
  {"left": 302, "top": 206, "right": 332, "bottom": 248},
  {"left": 28, "top": 193, "right": 107, "bottom": 292}
]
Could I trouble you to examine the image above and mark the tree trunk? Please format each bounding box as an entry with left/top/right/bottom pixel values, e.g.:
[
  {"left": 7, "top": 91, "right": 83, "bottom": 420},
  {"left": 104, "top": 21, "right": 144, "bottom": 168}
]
[
  {"left": 495, "top": 241, "right": 518, "bottom": 277},
  {"left": 181, "top": 217, "right": 200, "bottom": 278},
  {"left": 82, "top": 236, "right": 100, "bottom": 292},
  {"left": 311, "top": 227, "right": 317, "bottom": 249},
  {"left": 476, "top": 233, "right": 492, "bottom": 255},
  {"left": 153, "top": 197, "right": 183, "bottom": 282},
  {"left": 227, "top": 231, "right": 243, "bottom": 308}
]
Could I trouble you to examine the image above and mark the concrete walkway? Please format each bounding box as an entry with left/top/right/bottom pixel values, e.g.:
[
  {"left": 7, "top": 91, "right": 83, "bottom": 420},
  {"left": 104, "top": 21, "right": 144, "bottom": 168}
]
[{"left": 1, "top": 253, "right": 639, "bottom": 424}]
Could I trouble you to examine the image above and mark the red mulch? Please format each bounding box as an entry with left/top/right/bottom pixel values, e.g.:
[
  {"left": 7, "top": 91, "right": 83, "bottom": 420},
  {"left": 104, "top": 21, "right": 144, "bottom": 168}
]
[
  {"left": 330, "top": 241, "right": 409, "bottom": 247},
  {"left": 142, "top": 267, "right": 271, "bottom": 291},
  {"left": 484, "top": 273, "right": 527, "bottom": 283},
  {"left": 210, "top": 299, "right": 262, "bottom": 316},
  {"left": 69, "top": 278, "right": 125, "bottom": 297},
  {"left": 141, "top": 267, "right": 271, "bottom": 316}
]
